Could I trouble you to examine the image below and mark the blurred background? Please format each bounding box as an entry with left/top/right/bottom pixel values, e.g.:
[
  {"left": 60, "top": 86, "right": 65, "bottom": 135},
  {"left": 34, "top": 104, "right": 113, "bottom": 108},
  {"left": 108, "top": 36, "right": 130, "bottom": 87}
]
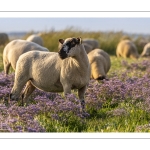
[{"left": 1, "top": 17, "right": 150, "bottom": 55}]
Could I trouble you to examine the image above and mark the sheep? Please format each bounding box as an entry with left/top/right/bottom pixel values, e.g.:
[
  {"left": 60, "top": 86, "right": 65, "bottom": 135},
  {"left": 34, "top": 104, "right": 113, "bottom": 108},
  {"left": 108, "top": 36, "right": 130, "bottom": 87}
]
[
  {"left": 3, "top": 39, "right": 49, "bottom": 75},
  {"left": 116, "top": 39, "right": 139, "bottom": 59},
  {"left": 83, "top": 43, "right": 93, "bottom": 54},
  {"left": 82, "top": 38, "right": 100, "bottom": 49},
  {"left": 9, "top": 37, "right": 91, "bottom": 112},
  {"left": 141, "top": 42, "right": 150, "bottom": 57},
  {"left": 26, "top": 34, "right": 43, "bottom": 46},
  {"left": 59, "top": 42, "right": 93, "bottom": 54},
  {"left": 87, "top": 48, "right": 111, "bottom": 80},
  {"left": 0, "top": 33, "right": 9, "bottom": 46}
]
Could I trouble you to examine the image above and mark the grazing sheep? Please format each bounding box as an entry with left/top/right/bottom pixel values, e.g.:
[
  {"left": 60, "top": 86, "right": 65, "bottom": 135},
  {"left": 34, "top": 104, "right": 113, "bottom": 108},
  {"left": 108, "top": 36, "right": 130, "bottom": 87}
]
[
  {"left": 26, "top": 34, "right": 43, "bottom": 46},
  {"left": 87, "top": 49, "right": 111, "bottom": 80},
  {"left": 141, "top": 42, "right": 150, "bottom": 57},
  {"left": 83, "top": 43, "right": 93, "bottom": 54},
  {"left": 116, "top": 39, "right": 139, "bottom": 59},
  {"left": 82, "top": 38, "right": 100, "bottom": 49},
  {"left": 3, "top": 39, "right": 49, "bottom": 75},
  {"left": 0, "top": 33, "right": 9, "bottom": 46},
  {"left": 9, "top": 37, "right": 90, "bottom": 112}
]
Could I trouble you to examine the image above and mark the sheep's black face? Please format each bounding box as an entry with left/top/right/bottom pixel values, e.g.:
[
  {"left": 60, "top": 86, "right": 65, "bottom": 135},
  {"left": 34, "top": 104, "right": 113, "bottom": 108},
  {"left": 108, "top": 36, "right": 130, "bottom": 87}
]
[{"left": 58, "top": 37, "right": 80, "bottom": 59}]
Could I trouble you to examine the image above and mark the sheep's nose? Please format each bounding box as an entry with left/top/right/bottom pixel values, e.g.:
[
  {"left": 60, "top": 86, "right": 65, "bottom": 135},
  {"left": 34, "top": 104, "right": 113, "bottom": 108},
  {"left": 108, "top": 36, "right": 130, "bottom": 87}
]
[{"left": 58, "top": 51, "right": 68, "bottom": 59}]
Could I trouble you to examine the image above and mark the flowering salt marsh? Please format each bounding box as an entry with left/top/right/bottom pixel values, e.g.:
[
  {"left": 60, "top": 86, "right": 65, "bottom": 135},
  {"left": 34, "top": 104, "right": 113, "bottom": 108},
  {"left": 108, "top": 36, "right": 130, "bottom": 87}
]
[
  {"left": 0, "top": 56, "right": 150, "bottom": 132},
  {"left": 1, "top": 30, "right": 150, "bottom": 132}
]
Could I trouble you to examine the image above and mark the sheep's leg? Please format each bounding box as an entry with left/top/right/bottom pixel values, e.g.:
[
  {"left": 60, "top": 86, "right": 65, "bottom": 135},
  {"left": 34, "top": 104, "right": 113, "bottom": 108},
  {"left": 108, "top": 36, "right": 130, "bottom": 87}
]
[
  {"left": 10, "top": 79, "right": 27, "bottom": 102},
  {"left": 21, "top": 81, "right": 35, "bottom": 106},
  {"left": 116, "top": 53, "right": 119, "bottom": 57},
  {"left": 4, "top": 62, "right": 11, "bottom": 75},
  {"left": 9, "top": 72, "right": 30, "bottom": 102},
  {"left": 63, "top": 84, "right": 71, "bottom": 95},
  {"left": 78, "top": 86, "right": 87, "bottom": 113}
]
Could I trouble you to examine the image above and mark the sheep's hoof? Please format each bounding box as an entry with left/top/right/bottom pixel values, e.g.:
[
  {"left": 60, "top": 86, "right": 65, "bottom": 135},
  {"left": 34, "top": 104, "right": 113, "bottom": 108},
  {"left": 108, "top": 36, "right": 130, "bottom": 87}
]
[
  {"left": 96, "top": 76, "right": 106, "bottom": 80},
  {"left": 82, "top": 109, "right": 85, "bottom": 114},
  {"left": 3, "top": 97, "right": 10, "bottom": 107}
]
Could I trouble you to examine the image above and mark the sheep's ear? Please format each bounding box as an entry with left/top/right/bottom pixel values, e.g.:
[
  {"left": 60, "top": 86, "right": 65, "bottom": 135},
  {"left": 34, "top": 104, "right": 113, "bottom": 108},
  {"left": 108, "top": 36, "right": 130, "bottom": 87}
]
[
  {"left": 77, "top": 37, "right": 82, "bottom": 44},
  {"left": 59, "top": 39, "right": 64, "bottom": 44}
]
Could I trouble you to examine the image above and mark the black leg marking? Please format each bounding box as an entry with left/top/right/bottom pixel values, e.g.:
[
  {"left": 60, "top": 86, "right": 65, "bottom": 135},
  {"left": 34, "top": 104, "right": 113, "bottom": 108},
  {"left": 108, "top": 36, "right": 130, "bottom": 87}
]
[
  {"left": 96, "top": 76, "right": 106, "bottom": 80},
  {"left": 21, "top": 93, "right": 24, "bottom": 106},
  {"left": 80, "top": 99, "right": 85, "bottom": 112}
]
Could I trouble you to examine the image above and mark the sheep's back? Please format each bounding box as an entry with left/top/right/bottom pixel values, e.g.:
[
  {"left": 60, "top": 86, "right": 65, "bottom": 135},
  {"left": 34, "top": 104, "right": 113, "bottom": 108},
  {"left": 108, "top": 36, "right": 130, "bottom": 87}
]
[
  {"left": 26, "top": 34, "right": 43, "bottom": 46},
  {"left": 3, "top": 39, "right": 49, "bottom": 70},
  {"left": 0, "top": 33, "right": 9, "bottom": 46},
  {"left": 88, "top": 48, "right": 111, "bottom": 73},
  {"left": 16, "top": 51, "right": 62, "bottom": 92},
  {"left": 82, "top": 38, "right": 100, "bottom": 49},
  {"left": 116, "top": 40, "right": 139, "bottom": 58},
  {"left": 83, "top": 43, "right": 93, "bottom": 54}
]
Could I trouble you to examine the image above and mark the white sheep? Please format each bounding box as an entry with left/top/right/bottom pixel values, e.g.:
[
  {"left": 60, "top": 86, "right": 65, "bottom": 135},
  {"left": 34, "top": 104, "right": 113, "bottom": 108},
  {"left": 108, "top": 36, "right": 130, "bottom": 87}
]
[
  {"left": 0, "top": 33, "right": 9, "bottom": 46},
  {"left": 9, "top": 37, "right": 90, "bottom": 112},
  {"left": 141, "top": 42, "right": 150, "bottom": 57},
  {"left": 3, "top": 39, "right": 49, "bottom": 75},
  {"left": 82, "top": 38, "right": 100, "bottom": 49},
  {"left": 116, "top": 39, "right": 139, "bottom": 59},
  {"left": 83, "top": 43, "right": 93, "bottom": 54},
  {"left": 87, "top": 48, "right": 111, "bottom": 80},
  {"left": 26, "top": 34, "right": 43, "bottom": 46}
]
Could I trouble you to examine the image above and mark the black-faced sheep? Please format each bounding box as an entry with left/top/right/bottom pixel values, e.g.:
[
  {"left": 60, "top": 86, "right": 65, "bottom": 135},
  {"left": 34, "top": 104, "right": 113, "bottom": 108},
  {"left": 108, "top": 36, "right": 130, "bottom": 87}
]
[
  {"left": 82, "top": 38, "right": 100, "bottom": 49},
  {"left": 87, "top": 48, "right": 111, "bottom": 80},
  {"left": 0, "top": 33, "right": 9, "bottom": 46},
  {"left": 116, "top": 40, "right": 139, "bottom": 59},
  {"left": 26, "top": 34, "right": 43, "bottom": 46},
  {"left": 59, "top": 41, "right": 93, "bottom": 54},
  {"left": 3, "top": 39, "right": 49, "bottom": 75},
  {"left": 83, "top": 43, "right": 93, "bottom": 54},
  {"left": 141, "top": 42, "right": 150, "bottom": 57},
  {"left": 9, "top": 37, "right": 90, "bottom": 112}
]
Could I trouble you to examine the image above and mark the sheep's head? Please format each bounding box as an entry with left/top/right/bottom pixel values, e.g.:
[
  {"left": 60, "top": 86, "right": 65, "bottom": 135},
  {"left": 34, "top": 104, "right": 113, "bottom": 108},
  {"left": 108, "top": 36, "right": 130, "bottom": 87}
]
[
  {"left": 58, "top": 37, "right": 82, "bottom": 59},
  {"left": 9, "top": 93, "right": 19, "bottom": 102},
  {"left": 141, "top": 48, "right": 150, "bottom": 57}
]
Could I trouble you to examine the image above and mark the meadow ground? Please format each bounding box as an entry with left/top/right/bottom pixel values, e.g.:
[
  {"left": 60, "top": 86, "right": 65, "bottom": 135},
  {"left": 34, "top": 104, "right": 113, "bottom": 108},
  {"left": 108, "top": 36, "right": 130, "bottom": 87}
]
[
  {"left": 1, "top": 30, "right": 150, "bottom": 132},
  {"left": 1, "top": 46, "right": 150, "bottom": 132}
]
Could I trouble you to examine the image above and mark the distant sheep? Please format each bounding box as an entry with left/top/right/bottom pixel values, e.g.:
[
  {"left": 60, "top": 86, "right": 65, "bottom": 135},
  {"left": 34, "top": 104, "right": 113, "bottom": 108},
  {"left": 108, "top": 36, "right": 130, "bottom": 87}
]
[
  {"left": 141, "top": 42, "right": 150, "bottom": 57},
  {"left": 82, "top": 38, "right": 100, "bottom": 49},
  {"left": 9, "top": 37, "right": 90, "bottom": 112},
  {"left": 83, "top": 43, "right": 93, "bottom": 54},
  {"left": 26, "top": 34, "right": 43, "bottom": 46},
  {"left": 87, "top": 49, "right": 111, "bottom": 80},
  {"left": 0, "top": 33, "right": 9, "bottom": 46},
  {"left": 3, "top": 39, "right": 49, "bottom": 75},
  {"left": 116, "top": 40, "right": 139, "bottom": 59}
]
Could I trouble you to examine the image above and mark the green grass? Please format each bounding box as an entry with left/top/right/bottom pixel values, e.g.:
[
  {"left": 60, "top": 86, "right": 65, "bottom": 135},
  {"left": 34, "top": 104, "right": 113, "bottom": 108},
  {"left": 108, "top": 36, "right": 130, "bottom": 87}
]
[
  {"left": 37, "top": 99, "right": 150, "bottom": 132},
  {"left": 2, "top": 30, "right": 150, "bottom": 132},
  {"left": 34, "top": 56, "right": 150, "bottom": 132}
]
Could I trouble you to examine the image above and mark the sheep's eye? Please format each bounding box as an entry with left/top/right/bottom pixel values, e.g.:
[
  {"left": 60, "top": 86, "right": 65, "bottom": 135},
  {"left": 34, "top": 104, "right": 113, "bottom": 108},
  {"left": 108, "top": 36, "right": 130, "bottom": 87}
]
[{"left": 71, "top": 41, "right": 76, "bottom": 47}]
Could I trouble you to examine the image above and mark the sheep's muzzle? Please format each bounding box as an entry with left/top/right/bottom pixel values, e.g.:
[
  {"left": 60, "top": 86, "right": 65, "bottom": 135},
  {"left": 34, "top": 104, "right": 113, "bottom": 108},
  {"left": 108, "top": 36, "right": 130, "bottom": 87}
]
[
  {"left": 58, "top": 51, "right": 68, "bottom": 59},
  {"left": 9, "top": 93, "right": 19, "bottom": 102}
]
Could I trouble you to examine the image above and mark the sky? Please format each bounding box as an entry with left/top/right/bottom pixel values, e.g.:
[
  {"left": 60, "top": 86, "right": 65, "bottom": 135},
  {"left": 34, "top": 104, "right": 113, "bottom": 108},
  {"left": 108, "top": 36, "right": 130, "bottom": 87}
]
[{"left": 1, "top": 18, "right": 150, "bottom": 35}]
